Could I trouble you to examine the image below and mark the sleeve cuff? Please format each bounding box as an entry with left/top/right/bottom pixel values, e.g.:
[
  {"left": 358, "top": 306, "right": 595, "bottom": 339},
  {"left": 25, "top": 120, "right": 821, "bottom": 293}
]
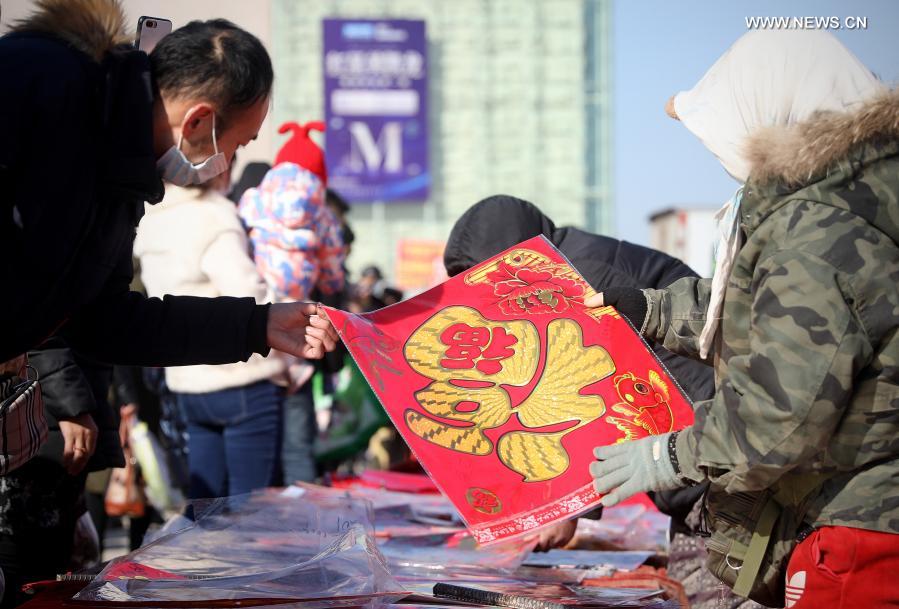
[
  {"left": 641, "top": 288, "right": 664, "bottom": 341},
  {"left": 248, "top": 304, "right": 271, "bottom": 357},
  {"left": 639, "top": 289, "right": 653, "bottom": 335},
  {"left": 674, "top": 427, "right": 705, "bottom": 484}
]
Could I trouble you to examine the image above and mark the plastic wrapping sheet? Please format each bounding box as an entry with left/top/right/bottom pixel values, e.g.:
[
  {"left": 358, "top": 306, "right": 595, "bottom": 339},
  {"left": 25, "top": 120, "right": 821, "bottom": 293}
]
[
  {"left": 72, "top": 490, "right": 405, "bottom": 606},
  {"left": 403, "top": 581, "right": 672, "bottom": 608},
  {"left": 570, "top": 586, "right": 674, "bottom": 607},
  {"left": 369, "top": 507, "right": 464, "bottom": 539},
  {"left": 297, "top": 482, "right": 452, "bottom": 513},
  {"left": 324, "top": 236, "right": 695, "bottom": 545},
  {"left": 320, "top": 485, "right": 461, "bottom": 524},
  {"left": 281, "top": 484, "right": 533, "bottom": 584},
  {"left": 511, "top": 566, "right": 596, "bottom": 585},
  {"left": 523, "top": 550, "right": 653, "bottom": 572},
  {"left": 379, "top": 531, "right": 536, "bottom": 577},
  {"left": 291, "top": 483, "right": 464, "bottom": 540},
  {"left": 570, "top": 505, "right": 671, "bottom": 553},
  {"left": 354, "top": 471, "right": 440, "bottom": 494}
]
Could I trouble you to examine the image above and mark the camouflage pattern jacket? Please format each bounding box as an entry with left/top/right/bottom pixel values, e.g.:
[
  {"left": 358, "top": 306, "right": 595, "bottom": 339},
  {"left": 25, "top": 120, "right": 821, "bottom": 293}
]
[{"left": 643, "top": 90, "right": 899, "bottom": 533}]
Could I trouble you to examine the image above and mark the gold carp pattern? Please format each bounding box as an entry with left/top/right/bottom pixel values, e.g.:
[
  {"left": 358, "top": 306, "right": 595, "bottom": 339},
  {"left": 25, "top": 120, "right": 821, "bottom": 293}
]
[{"left": 605, "top": 371, "right": 675, "bottom": 441}]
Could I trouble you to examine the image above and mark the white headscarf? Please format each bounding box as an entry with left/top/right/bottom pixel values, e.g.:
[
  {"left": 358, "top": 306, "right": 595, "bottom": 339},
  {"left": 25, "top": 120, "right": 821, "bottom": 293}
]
[{"left": 672, "top": 30, "right": 885, "bottom": 359}]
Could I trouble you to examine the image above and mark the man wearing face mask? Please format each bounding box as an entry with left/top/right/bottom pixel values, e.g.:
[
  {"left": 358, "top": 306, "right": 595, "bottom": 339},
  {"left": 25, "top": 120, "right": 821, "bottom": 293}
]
[
  {"left": 0, "top": 2, "right": 337, "bottom": 602},
  {"left": 0, "top": 2, "right": 337, "bottom": 378}
]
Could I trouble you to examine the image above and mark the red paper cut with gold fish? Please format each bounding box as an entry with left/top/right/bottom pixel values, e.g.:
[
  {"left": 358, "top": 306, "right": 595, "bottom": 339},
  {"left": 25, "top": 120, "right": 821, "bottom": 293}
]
[{"left": 323, "top": 236, "right": 694, "bottom": 544}]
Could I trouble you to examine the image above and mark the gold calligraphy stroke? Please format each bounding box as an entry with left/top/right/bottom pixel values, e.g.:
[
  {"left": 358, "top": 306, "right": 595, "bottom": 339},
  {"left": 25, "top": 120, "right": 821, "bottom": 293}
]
[
  {"left": 404, "top": 309, "right": 617, "bottom": 483},
  {"left": 497, "top": 318, "right": 616, "bottom": 482},
  {"left": 405, "top": 306, "right": 540, "bottom": 384},
  {"left": 403, "top": 306, "right": 539, "bottom": 457}
]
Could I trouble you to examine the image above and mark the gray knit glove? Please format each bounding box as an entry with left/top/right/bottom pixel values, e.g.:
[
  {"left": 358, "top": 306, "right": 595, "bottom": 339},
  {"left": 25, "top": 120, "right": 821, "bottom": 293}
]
[{"left": 589, "top": 432, "right": 685, "bottom": 507}]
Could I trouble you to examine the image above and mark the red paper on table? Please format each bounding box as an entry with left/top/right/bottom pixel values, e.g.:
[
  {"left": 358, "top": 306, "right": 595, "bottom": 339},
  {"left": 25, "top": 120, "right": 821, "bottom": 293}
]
[{"left": 324, "top": 236, "right": 694, "bottom": 545}]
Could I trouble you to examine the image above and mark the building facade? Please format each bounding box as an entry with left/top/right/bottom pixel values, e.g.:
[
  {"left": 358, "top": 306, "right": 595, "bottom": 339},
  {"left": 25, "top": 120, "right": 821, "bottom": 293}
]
[
  {"left": 272, "top": 0, "right": 612, "bottom": 283},
  {"left": 649, "top": 207, "right": 717, "bottom": 278}
]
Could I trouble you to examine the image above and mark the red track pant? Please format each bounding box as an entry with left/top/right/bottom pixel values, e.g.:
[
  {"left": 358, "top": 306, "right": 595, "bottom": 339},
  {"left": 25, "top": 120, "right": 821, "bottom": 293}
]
[{"left": 785, "top": 526, "right": 899, "bottom": 608}]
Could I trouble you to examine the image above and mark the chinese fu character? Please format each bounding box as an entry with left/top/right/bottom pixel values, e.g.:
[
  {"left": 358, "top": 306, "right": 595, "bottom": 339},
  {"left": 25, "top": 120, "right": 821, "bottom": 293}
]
[
  {"left": 439, "top": 323, "right": 518, "bottom": 374},
  {"left": 405, "top": 306, "right": 615, "bottom": 482}
]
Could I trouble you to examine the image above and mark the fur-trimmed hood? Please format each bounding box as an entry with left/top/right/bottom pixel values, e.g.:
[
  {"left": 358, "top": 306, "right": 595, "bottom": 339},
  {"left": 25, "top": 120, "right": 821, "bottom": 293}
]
[
  {"left": 746, "top": 89, "right": 899, "bottom": 188},
  {"left": 12, "top": 0, "right": 131, "bottom": 62},
  {"left": 741, "top": 88, "right": 899, "bottom": 251}
]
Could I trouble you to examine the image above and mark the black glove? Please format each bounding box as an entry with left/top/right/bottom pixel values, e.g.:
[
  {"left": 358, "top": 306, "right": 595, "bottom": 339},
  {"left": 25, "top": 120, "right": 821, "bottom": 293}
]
[{"left": 601, "top": 287, "right": 648, "bottom": 332}]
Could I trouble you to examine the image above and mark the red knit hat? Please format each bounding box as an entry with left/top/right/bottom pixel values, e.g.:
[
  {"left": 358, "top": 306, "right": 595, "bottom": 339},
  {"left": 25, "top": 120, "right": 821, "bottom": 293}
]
[{"left": 275, "top": 121, "right": 327, "bottom": 185}]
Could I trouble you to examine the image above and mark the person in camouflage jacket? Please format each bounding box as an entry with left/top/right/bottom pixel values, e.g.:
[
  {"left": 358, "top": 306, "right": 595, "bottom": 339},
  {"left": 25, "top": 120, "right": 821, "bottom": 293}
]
[
  {"left": 641, "top": 87, "right": 899, "bottom": 522},
  {"left": 588, "top": 31, "right": 899, "bottom": 607}
]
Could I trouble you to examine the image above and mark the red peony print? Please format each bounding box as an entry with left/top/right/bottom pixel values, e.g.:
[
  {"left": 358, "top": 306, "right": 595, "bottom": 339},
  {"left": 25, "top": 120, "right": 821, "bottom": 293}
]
[{"left": 487, "top": 263, "right": 586, "bottom": 315}]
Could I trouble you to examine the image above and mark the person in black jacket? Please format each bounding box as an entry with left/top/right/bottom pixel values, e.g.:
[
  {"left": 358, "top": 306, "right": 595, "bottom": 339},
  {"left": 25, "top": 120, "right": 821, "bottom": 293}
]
[
  {"left": 0, "top": 0, "right": 337, "bottom": 369},
  {"left": 0, "top": 339, "right": 119, "bottom": 603},
  {"left": 443, "top": 195, "right": 715, "bottom": 551},
  {"left": 0, "top": 2, "right": 337, "bottom": 604},
  {"left": 27, "top": 341, "right": 122, "bottom": 477}
]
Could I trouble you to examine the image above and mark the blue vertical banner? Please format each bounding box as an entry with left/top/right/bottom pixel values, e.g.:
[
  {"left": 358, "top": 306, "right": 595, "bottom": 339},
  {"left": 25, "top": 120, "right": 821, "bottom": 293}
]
[{"left": 323, "top": 19, "right": 429, "bottom": 203}]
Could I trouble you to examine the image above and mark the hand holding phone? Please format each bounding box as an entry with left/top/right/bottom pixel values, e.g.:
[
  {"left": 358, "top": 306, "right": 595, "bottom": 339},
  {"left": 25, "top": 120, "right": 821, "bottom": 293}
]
[{"left": 136, "top": 16, "right": 172, "bottom": 53}]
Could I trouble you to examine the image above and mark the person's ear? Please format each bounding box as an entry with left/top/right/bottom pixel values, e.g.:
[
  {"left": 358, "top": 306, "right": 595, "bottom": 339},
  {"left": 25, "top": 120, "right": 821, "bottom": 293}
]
[
  {"left": 180, "top": 103, "right": 215, "bottom": 144},
  {"left": 665, "top": 95, "right": 679, "bottom": 121}
]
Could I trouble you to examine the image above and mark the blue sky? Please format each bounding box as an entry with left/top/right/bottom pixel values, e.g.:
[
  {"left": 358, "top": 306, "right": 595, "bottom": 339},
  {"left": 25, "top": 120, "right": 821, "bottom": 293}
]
[{"left": 613, "top": 0, "right": 899, "bottom": 245}]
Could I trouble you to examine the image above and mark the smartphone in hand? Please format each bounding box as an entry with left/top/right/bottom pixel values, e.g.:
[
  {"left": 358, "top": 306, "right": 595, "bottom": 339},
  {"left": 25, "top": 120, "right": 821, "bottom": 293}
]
[{"left": 135, "top": 16, "right": 172, "bottom": 53}]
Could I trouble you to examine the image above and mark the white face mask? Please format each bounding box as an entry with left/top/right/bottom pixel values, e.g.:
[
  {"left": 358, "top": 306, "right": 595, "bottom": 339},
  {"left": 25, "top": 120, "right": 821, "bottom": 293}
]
[{"left": 156, "top": 114, "right": 229, "bottom": 186}]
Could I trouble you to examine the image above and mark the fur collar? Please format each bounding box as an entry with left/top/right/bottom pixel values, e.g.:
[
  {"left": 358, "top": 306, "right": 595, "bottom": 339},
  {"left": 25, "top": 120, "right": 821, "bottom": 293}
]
[
  {"left": 12, "top": 0, "right": 131, "bottom": 62},
  {"left": 746, "top": 89, "right": 899, "bottom": 188}
]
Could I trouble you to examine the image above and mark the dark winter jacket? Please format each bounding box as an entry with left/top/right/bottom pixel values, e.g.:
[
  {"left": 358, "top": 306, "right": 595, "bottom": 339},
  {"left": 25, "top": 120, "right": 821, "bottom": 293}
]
[
  {"left": 443, "top": 195, "right": 715, "bottom": 528},
  {"left": 0, "top": 0, "right": 269, "bottom": 365},
  {"left": 28, "top": 338, "right": 124, "bottom": 471}
]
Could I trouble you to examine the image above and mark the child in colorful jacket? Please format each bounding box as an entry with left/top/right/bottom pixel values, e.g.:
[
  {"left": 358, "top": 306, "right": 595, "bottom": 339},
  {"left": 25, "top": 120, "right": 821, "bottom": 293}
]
[
  {"left": 239, "top": 121, "right": 346, "bottom": 483},
  {"left": 239, "top": 121, "right": 345, "bottom": 302}
]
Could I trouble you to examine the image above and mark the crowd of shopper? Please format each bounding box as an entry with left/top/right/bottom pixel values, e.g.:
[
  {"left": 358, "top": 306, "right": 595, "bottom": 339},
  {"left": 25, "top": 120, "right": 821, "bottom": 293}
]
[{"left": 0, "top": 1, "right": 896, "bottom": 607}]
